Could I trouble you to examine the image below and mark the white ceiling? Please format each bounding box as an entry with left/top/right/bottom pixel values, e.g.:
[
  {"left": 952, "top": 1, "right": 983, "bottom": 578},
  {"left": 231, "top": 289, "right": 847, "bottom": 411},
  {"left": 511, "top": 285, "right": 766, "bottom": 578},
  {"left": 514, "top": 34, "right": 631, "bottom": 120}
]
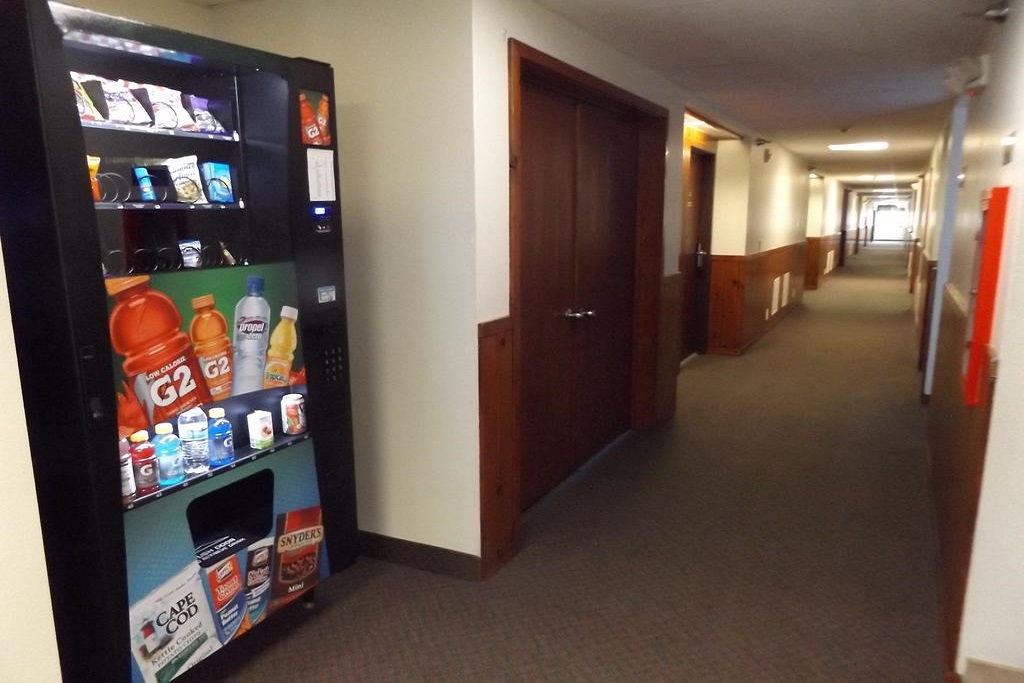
[
  {"left": 532, "top": 0, "right": 1002, "bottom": 186},
  {"left": 183, "top": 0, "right": 1001, "bottom": 186}
]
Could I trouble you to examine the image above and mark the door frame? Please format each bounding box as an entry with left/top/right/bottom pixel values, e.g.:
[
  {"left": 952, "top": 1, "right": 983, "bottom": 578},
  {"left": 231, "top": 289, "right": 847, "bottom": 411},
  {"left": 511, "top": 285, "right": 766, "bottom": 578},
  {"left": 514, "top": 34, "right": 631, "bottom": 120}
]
[{"left": 499, "top": 39, "right": 667, "bottom": 539}]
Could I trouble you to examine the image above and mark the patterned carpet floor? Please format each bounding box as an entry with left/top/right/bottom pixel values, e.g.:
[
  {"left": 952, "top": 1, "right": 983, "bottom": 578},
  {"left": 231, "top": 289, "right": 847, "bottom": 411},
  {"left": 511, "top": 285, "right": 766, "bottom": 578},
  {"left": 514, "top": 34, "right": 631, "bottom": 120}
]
[{"left": 198, "top": 244, "right": 943, "bottom": 682}]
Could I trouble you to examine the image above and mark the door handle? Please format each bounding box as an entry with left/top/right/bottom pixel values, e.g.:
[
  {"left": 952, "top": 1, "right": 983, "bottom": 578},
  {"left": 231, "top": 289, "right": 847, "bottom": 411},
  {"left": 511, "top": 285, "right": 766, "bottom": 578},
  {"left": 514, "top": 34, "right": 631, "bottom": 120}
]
[
  {"left": 563, "top": 308, "right": 596, "bottom": 320},
  {"left": 696, "top": 243, "right": 708, "bottom": 268}
]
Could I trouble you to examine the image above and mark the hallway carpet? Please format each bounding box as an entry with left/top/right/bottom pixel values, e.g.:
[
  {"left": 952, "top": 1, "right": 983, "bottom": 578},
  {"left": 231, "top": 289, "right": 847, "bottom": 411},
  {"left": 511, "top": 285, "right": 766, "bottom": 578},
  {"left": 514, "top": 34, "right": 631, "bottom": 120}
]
[{"left": 204, "top": 244, "right": 943, "bottom": 682}]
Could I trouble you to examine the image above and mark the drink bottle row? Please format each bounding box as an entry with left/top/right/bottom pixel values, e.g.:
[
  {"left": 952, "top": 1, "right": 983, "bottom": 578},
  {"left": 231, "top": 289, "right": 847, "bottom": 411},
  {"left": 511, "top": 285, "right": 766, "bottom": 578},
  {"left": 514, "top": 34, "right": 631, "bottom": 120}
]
[
  {"left": 107, "top": 268, "right": 310, "bottom": 507},
  {"left": 119, "top": 392, "right": 307, "bottom": 505}
]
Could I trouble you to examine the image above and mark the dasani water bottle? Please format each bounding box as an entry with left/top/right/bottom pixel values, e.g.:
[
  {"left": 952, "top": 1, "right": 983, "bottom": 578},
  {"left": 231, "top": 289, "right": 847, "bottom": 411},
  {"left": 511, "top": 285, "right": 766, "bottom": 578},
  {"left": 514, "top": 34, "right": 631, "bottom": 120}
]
[{"left": 178, "top": 406, "right": 209, "bottom": 474}]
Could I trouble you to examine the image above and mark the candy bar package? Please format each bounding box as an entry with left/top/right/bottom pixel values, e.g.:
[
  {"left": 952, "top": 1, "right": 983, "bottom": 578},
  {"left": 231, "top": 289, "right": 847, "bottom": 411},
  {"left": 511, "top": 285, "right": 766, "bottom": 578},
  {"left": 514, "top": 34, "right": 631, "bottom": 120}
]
[
  {"left": 131, "top": 83, "right": 198, "bottom": 131},
  {"left": 200, "top": 162, "right": 234, "bottom": 203},
  {"left": 128, "top": 564, "right": 222, "bottom": 683},
  {"left": 162, "top": 155, "right": 208, "bottom": 204},
  {"left": 70, "top": 73, "right": 102, "bottom": 121},
  {"left": 184, "top": 95, "right": 227, "bottom": 134},
  {"left": 83, "top": 76, "right": 152, "bottom": 125}
]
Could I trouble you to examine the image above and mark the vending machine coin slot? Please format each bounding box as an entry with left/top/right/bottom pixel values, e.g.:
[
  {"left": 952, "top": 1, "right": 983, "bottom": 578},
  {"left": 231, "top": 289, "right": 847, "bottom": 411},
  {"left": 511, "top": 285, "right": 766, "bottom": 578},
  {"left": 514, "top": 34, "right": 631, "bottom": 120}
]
[{"left": 77, "top": 344, "right": 108, "bottom": 422}]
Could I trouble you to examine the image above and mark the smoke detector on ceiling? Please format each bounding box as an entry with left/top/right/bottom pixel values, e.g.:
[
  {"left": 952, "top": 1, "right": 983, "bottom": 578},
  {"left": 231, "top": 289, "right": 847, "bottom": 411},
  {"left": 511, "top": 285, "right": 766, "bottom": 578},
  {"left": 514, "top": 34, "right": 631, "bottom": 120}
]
[
  {"left": 944, "top": 55, "right": 989, "bottom": 94},
  {"left": 962, "top": 1, "right": 1010, "bottom": 23}
]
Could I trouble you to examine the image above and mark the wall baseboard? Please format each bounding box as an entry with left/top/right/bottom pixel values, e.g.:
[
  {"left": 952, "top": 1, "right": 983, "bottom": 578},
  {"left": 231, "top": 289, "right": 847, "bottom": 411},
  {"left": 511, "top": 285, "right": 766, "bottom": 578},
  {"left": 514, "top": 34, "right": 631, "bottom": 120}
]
[
  {"left": 965, "top": 659, "right": 1024, "bottom": 683},
  {"left": 360, "top": 531, "right": 482, "bottom": 581}
]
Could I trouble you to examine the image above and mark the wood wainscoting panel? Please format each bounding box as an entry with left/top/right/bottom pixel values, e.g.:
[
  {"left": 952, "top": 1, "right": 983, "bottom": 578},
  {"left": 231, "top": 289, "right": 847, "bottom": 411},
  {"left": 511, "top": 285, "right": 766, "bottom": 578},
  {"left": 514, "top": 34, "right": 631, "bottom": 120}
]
[
  {"left": 707, "top": 243, "right": 806, "bottom": 355},
  {"left": 805, "top": 236, "right": 822, "bottom": 290},
  {"left": 631, "top": 114, "right": 669, "bottom": 430},
  {"left": 919, "top": 259, "right": 939, "bottom": 376},
  {"left": 806, "top": 234, "right": 840, "bottom": 290},
  {"left": 742, "top": 243, "right": 805, "bottom": 350},
  {"left": 707, "top": 255, "right": 745, "bottom": 355},
  {"left": 822, "top": 233, "right": 839, "bottom": 279},
  {"left": 478, "top": 317, "right": 518, "bottom": 578},
  {"left": 928, "top": 286, "right": 997, "bottom": 682},
  {"left": 656, "top": 273, "right": 683, "bottom": 421}
]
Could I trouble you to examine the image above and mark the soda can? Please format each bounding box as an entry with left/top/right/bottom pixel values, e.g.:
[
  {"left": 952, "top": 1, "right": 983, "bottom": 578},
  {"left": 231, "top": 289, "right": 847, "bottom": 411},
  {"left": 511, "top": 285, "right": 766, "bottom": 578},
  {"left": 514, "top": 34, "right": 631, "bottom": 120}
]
[{"left": 281, "top": 393, "right": 306, "bottom": 435}]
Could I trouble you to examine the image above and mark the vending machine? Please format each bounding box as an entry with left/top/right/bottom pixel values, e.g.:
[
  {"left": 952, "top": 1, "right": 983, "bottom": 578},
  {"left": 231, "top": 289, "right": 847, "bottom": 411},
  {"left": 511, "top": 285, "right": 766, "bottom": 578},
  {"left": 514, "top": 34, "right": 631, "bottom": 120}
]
[{"left": 0, "top": 2, "right": 358, "bottom": 681}]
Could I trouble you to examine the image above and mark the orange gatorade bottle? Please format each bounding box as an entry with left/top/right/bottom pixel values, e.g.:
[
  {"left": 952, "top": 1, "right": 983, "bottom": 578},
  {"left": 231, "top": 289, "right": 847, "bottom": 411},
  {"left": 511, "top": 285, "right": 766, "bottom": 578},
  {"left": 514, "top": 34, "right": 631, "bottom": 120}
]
[
  {"left": 316, "top": 93, "right": 331, "bottom": 145},
  {"left": 106, "top": 276, "right": 211, "bottom": 427},
  {"left": 299, "top": 93, "right": 322, "bottom": 145},
  {"left": 263, "top": 306, "right": 298, "bottom": 388},
  {"left": 190, "top": 294, "right": 233, "bottom": 399}
]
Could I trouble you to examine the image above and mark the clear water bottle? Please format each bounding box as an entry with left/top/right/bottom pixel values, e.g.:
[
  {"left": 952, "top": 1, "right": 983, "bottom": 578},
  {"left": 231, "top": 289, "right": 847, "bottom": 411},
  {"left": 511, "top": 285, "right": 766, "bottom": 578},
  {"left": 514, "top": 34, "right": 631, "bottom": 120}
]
[
  {"left": 231, "top": 275, "right": 271, "bottom": 396},
  {"left": 153, "top": 422, "right": 185, "bottom": 486},
  {"left": 208, "top": 407, "right": 235, "bottom": 467},
  {"left": 178, "top": 406, "right": 210, "bottom": 474}
]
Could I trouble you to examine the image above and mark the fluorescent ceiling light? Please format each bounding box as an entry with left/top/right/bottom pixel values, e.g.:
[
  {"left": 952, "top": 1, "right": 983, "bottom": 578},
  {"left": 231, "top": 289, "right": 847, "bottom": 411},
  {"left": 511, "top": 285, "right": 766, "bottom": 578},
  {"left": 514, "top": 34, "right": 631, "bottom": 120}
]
[
  {"left": 828, "top": 141, "right": 889, "bottom": 152},
  {"left": 858, "top": 174, "right": 875, "bottom": 181},
  {"left": 875, "top": 174, "right": 895, "bottom": 181}
]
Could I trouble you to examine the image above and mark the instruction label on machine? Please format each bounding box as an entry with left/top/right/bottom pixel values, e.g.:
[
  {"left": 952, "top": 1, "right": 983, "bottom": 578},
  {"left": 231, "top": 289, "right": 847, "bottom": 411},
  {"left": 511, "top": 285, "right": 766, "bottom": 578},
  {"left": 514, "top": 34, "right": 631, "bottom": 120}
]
[{"left": 306, "top": 148, "right": 336, "bottom": 202}]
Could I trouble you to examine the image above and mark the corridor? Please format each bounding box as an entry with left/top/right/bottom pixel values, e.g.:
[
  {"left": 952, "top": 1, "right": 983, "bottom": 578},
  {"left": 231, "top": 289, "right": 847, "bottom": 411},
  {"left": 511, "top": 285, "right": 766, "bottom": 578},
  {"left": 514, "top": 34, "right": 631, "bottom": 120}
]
[{"left": 206, "top": 244, "right": 941, "bottom": 682}]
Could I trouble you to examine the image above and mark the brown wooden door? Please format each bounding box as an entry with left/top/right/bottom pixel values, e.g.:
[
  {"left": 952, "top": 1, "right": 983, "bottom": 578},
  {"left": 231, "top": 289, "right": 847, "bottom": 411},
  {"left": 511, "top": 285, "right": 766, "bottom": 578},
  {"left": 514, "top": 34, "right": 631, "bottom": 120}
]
[
  {"left": 519, "top": 82, "right": 577, "bottom": 508},
  {"left": 680, "top": 148, "right": 715, "bottom": 357},
  {"left": 573, "top": 102, "right": 637, "bottom": 462},
  {"left": 519, "top": 80, "right": 638, "bottom": 510}
]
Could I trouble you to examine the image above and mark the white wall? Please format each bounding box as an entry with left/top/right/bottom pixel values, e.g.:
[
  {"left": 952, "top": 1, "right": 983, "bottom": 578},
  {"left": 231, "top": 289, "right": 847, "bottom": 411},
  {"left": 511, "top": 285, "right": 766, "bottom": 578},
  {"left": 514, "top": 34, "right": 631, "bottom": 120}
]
[
  {"left": 955, "top": 7, "right": 1024, "bottom": 672},
  {"left": 745, "top": 143, "right": 810, "bottom": 253},
  {"left": 72, "top": 0, "right": 215, "bottom": 35},
  {"left": 922, "top": 96, "right": 970, "bottom": 397},
  {"left": 806, "top": 176, "right": 842, "bottom": 240},
  {"left": 62, "top": 0, "right": 715, "bottom": 567},
  {"left": 74, "top": 0, "right": 486, "bottom": 556},
  {"left": 823, "top": 178, "right": 842, "bottom": 237},
  {"left": 472, "top": 0, "right": 698, "bottom": 320},
  {"left": 710, "top": 139, "right": 751, "bottom": 255},
  {"left": 922, "top": 131, "right": 950, "bottom": 261},
  {"left": 806, "top": 177, "right": 825, "bottom": 238},
  {"left": 0, "top": 265, "right": 60, "bottom": 683},
  {"left": 208, "top": 0, "right": 482, "bottom": 555}
]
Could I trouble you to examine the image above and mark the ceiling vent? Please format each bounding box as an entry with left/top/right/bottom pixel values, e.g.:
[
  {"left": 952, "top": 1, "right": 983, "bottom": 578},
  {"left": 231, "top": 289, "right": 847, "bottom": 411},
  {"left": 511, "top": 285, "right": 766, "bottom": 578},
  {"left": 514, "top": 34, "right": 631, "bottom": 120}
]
[{"left": 944, "top": 55, "right": 989, "bottom": 95}]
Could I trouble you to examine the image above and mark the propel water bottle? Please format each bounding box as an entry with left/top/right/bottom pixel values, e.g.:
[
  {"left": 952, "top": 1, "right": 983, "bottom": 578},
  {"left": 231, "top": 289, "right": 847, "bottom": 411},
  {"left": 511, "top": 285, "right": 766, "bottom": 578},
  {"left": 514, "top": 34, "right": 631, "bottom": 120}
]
[{"left": 231, "top": 275, "right": 271, "bottom": 396}]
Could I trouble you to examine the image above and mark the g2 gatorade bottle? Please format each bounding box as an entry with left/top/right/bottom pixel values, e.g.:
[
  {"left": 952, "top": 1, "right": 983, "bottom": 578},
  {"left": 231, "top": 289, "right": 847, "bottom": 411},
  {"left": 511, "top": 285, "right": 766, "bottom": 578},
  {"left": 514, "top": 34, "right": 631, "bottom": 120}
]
[
  {"left": 263, "top": 306, "right": 298, "bottom": 388},
  {"left": 231, "top": 275, "right": 271, "bottom": 396},
  {"left": 189, "top": 294, "right": 233, "bottom": 399},
  {"left": 106, "top": 276, "right": 211, "bottom": 425},
  {"left": 316, "top": 93, "right": 331, "bottom": 145},
  {"left": 129, "top": 430, "right": 159, "bottom": 497},
  {"left": 207, "top": 407, "right": 234, "bottom": 467},
  {"left": 299, "top": 93, "right": 323, "bottom": 145}
]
